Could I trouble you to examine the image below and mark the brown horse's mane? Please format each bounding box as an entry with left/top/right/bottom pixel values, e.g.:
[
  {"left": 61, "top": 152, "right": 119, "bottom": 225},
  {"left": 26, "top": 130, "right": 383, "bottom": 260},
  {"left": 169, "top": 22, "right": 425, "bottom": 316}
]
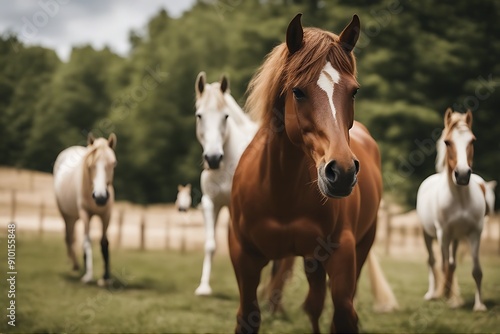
[{"left": 246, "top": 27, "right": 357, "bottom": 125}]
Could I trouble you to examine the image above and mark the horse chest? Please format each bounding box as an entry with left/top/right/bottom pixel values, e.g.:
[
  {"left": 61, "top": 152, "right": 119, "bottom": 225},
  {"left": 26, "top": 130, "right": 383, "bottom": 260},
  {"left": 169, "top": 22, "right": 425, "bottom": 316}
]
[{"left": 244, "top": 213, "right": 339, "bottom": 259}]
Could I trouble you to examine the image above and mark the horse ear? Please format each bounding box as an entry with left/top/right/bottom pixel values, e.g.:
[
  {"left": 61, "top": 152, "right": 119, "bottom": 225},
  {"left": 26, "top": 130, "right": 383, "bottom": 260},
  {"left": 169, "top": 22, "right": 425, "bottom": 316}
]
[
  {"left": 444, "top": 107, "right": 453, "bottom": 127},
  {"left": 465, "top": 109, "right": 473, "bottom": 128},
  {"left": 286, "top": 13, "right": 303, "bottom": 55},
  {"left": 196, "top": 72, "right": 206, "bottom": 98},
  {"left": 87, "top": 133, "right": 95, "bottom": 146},
  {"left": 178, "top": 184, "right": 183, "bottom": 192},
  {"left": 186, "top": 183, "right": 191, "bottom": 189},
  {"left": 108, "top": 133, "right": 117, "bottom": 149},
  {"left": 339, "top": 14, "right": 360, "bottom": 53},
  {"left": 220, "top": 75, "right": 229, "bottom": 93}
]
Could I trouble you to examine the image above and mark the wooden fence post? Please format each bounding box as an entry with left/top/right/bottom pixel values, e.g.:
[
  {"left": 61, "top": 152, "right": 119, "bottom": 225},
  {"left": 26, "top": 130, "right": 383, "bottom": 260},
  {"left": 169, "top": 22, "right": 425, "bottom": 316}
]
[
  {"left": 385, "top": 203, "right": 392, "bottom": 256},
  {"left": 10, "top": 189, "right": 17, "bottom": 222},
  {"left": 180, "top": 214, "right": 187, "bottom": 254},
  {"left": 140, "top": 207, "right": 146, "bottom": 251},
  {"left": 116, "top": 209, "right": 124, "bottom": 249},
  {"left": 38, "top": 201, "right": 45, "bottom": 236},
  {"left": 165, "top": 216, "right": 171, "bottom": 250}
]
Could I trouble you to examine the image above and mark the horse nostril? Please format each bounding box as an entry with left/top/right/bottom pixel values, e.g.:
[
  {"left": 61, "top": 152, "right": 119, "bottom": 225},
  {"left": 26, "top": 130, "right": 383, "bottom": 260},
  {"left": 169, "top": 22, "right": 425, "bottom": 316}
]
[
  {"left": 454, "top": 170, "right": 459, "bottom": 180},
  {"left": 467, "top": 169, "right": 472, "bottom": 178},
  {"left": 325, "top": 160, "right": 340, "bottom": 184},
  {"left": 354, "top": 159, "right": 360, "bottom": 174}
]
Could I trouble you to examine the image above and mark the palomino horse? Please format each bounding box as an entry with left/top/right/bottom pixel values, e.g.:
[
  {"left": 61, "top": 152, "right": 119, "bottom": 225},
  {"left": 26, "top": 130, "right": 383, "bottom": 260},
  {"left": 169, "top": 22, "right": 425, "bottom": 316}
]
[
  {"left": 194, "top": 72, "right": 257, "bottom": 295},
  {"left": 175, "top": 184, "right": 192, "bottom": 212},
  {"left": 230, "top": 14, "right": 389, "bottom": 333},
  {"left": 417, "top": 108, "right": 490, "bottom": 311},
  {"left": 53, "top": 133, "right": 117, "bottom": 286}
]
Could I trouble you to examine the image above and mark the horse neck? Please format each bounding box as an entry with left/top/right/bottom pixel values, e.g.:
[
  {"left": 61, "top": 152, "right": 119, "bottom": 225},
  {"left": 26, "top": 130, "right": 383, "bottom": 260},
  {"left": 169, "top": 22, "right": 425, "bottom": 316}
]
[
  {"left": 224, "top": 94, "right": 256, "bottom": 131},
  {"left": 80, "top": 149, "right": 94, "bottom": 201},
  {"left": 264, "top": 125, "right": 312, "bottom": 182},
  {"left": 223, "top": 119, "right": 249, "bottom": 167}
]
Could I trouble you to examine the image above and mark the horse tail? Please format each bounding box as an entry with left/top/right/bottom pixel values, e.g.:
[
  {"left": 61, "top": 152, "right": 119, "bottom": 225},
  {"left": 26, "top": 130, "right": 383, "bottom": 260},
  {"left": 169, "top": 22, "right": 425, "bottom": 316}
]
[{"left": 367, "top": 251, "right": 399, "bottom": 312}]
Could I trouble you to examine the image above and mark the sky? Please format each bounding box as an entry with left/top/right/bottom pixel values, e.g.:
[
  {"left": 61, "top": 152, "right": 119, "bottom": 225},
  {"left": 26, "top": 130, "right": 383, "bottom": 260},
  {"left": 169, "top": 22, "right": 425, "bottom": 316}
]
[{"left": 0, "top": 0, "right": 196, "bottom": 61}]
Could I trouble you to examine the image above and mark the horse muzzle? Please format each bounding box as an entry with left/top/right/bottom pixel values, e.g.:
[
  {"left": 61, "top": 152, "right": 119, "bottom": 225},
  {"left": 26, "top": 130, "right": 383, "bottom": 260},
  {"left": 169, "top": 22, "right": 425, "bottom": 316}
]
[
  {"left": 454, "top": 168, "right": 472, "bottom": 186},
  {"left": 92, "top": 190, "right": 110, "bottom": 206},
  {"left": 318, "top": 159, "right": 359, "bottom": 198},
  {"left": 204, "top": 153, "right": 223, "bottom": 170}
]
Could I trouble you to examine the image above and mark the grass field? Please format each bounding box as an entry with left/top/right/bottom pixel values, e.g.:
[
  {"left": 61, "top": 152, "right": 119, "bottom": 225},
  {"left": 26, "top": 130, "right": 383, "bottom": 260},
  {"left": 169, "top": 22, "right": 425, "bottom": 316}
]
[{"left": 0, "top": 233, "right": 499, "bottom": 333}]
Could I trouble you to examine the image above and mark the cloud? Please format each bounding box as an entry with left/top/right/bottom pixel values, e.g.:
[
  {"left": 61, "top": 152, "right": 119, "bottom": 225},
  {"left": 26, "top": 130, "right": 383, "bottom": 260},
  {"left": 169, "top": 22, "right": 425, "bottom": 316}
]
[{"left": 0, "top": 0, "right": 195, "bottom": 61}]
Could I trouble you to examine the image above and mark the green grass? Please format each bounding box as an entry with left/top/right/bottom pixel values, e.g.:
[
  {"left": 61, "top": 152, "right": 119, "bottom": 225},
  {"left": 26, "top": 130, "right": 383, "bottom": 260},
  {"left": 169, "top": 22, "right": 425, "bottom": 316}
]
[{"left": 0, "top": 233, "right": 499, "bottom": 333}]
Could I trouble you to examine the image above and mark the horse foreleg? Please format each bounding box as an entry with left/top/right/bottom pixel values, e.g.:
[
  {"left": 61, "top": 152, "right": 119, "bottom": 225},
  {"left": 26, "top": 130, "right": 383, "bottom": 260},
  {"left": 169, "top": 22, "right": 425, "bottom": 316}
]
[
  {"left": 469, "top": 231, "right": 487, "bottom": 311},
  {"left": 439, "top": 234, "right": 453, "bottom": 299},
  {"left": 229, "top": 227, "right": 267, "bottom": 334},
  {"left": 80, "top": 210, "right": 93, "bottom": 284},
  {"left": 423, "top": 230, "right": 440, "bottom": 300},
  {"left": 265, "top": 257, "right": 295, "bottom": 314},
  {"left": 325, "top": 230, "right": 358, "bottom": 333},
  {"left": 447, "top": 239, "right": 463, "bottom": 308},
  {"left": 195, "top": 195, "right": 221, "bottom": 295},
  {"left": 303, "top": 258, "right": 326, "bottom": 334},
  {"left": 97, "top": 212, "right": 111, "bottom": 287},
  {"left": 63, "top": 215, "right": 79, "bottom": 271}
]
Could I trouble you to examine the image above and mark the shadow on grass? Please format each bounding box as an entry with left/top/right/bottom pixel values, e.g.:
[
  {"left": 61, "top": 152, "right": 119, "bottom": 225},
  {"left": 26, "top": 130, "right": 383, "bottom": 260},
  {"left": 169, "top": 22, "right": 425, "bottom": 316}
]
[
  {"left": 59, "top": 272, "right": 174, "bottom": 292},
  {"left": 461, "top": 298, "right": 498, "bottom": 310},
  {"left": 210, "top": 292, "right": 238, "bottom": 301}
]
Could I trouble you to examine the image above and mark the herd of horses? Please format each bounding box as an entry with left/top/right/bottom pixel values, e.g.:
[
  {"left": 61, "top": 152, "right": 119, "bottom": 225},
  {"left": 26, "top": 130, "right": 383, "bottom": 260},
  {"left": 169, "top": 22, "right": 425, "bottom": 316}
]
[{"left": 51, "top": 13, "right": 495, "bottom": 333}]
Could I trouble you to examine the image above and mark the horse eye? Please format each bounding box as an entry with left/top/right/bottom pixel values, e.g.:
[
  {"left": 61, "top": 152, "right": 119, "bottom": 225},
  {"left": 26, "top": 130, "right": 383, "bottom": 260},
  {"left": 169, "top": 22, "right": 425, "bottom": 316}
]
[
  {"left": 292, "top": 88, "right": 306, "bottom": 100},
  {"left": 224, "top": 114, "right": 229, "bottom": 120},
  {"left": 196, "top": 114, "right": 202, "bottom": 120},
  {"left": 352, "top": 88, "right": 359, "bottom": 99},
  {"left": 444, "top": 140, "right": 451, "bottom": 146}
]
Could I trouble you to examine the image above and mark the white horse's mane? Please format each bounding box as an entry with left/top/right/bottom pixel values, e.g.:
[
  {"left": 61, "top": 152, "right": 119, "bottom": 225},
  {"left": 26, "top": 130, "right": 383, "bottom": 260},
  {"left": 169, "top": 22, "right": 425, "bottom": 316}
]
[
  {"left": 435, "top": 131, "right": 446, "bottom": 173},
  {"left": 197, "top": 81, "right": 257, "bottom": 133}
]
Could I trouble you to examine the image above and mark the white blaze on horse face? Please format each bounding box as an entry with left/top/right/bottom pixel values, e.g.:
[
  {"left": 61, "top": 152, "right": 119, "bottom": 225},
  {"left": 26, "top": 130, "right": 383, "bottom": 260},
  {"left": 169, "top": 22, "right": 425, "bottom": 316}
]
[
  {"left": 317, "top": 61, "right": 341, "bottom": 121},
  {"left": 93, "top": 160, "right": 108, "bottom": 197},
  {"left": 452, "top": 127, "right": 473, "bottom": 175}
]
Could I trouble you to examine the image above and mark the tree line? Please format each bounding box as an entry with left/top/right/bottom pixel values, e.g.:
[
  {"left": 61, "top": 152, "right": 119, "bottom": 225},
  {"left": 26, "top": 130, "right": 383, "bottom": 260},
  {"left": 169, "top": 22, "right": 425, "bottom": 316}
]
[{"left": 1, "top": 0, "right": 499, "bottom": 207}]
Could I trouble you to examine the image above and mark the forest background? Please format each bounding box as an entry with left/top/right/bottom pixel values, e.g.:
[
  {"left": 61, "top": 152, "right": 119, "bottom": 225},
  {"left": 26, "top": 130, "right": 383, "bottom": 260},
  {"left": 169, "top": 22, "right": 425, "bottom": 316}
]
[{"left": 1, "top": 0, "right": 499, "bottom": 208}]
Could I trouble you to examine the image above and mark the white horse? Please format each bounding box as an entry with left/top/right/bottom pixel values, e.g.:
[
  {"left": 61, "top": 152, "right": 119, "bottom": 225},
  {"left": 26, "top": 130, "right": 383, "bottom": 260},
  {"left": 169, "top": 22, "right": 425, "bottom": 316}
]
[
  {"left": 175, "top": 184, "right": 192, "bottom": 212},
  {"left": 53, "top": 133, "right": 117, "bottom": 286},
  {"left": 417, "top": 108, "right": 490, "bottom": 311},
  {"left": 194, "top": 72, "right": 257, "bottom": 295}
]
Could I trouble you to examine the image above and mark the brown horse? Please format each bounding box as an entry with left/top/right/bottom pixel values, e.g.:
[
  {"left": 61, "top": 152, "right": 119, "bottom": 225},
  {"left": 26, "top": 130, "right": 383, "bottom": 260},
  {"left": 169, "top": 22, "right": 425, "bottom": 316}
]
[{"left": 229, "top": 14, "right": 383, "bottom": 333}]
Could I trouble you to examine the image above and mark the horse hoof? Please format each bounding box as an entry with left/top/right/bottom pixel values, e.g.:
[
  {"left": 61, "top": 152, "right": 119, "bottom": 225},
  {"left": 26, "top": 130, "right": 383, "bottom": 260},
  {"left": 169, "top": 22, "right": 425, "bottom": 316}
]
[
  {"left": 424, "top": 292, "right": 435, "bottom": 300},
  {"left": 195, "top": 285, "right": 212, "bottom": 296},
  {"left": 473, "top": 303, "right": 487, "bottom": 312},
  {"left": 447, "top": 297, "right": 464, "bottom": 309},
  {"left": 97, "top": 278, "right": 113, "bottom": 287},
  {"left": 81, "top": 275, "right": 93, "bottom": 284}
]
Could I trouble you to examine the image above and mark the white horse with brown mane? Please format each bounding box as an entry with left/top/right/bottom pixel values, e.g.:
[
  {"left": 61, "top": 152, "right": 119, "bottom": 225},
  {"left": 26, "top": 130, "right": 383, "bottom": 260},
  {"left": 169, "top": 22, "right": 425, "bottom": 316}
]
[
  {"left": 417, "top": 108, "right": 491, "bottom": 310},
  {"left": 194, "top": 72, "right": 257, "bottom": 295},
  {"left": 53, "top": 133, "right": 117, "bottom": 286}
]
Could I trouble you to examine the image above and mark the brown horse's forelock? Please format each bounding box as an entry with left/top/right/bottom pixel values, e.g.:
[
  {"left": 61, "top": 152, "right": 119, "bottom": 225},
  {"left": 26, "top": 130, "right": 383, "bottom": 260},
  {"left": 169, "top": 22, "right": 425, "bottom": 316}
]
[{"left": 246, "top": 28, "right": 356, "bottom": 126}]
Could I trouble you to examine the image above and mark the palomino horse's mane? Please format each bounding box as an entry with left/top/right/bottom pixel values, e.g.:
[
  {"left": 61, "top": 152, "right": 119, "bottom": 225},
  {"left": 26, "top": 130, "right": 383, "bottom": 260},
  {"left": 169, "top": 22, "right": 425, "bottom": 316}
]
[
  {"left": 84, "top": 138, "right": 110, "bottom": 167},
  {"left": 246, "top": 27, "right": 357, "bottom": 125},
  {"left": 435, "top": 112, "right": 473, "bottom": 172}
]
